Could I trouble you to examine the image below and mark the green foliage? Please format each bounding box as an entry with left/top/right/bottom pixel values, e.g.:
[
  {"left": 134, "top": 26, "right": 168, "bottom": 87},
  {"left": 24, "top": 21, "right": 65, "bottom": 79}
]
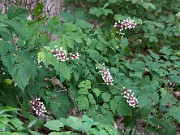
[
  {"left": 45, "top": 115, "right": 120, "bottom": 135},
  {"left": 0, "top": 5, "right": 39, "bottom": 90},
  {"left": 0, "top": 2, "right": 180, "bottom": 135},
  {"left": 0, "top": 107, "right": 24, "bottom": 132}
]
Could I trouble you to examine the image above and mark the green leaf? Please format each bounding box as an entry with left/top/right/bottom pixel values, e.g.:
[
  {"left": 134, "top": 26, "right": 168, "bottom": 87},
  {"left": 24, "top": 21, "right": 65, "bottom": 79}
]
[
  {"left": 89, "top": 8, "right": 103, "bottom": 17},
  {"left": 77, "top": 95, "right": 89, "bottom": 110},
  {"left": 75, "top": 19, "right": 93, "bottom": 29},
  {"left": 0, "top": 42, "right": 37, "bottom": 90},
  {"left": 42, "top": 52, "right": 71, "bottom": 81},
  {"left": 38, "top": 52, "right": 45, "bottom": 63},
  {"left": 4, "top": 79, "right": 12, "bottom": 85},
  {"left": 33, "top": 3, "right": 44, "bottom": 18},
  {"left": 103, "top": 9, "right": 113, "bottom": 16},
  {"left": 9, "top": 19, "right": 31, "bottom": 39},
  {"left": 149, "top": 50, "right": 159, "bottom": 59},
  {"left": 13, "top": 54, "right": 37, "bottom": 90},
  {"left": 78, "top": 88, "right": 89, "bottom": 95},
  {"left": 176, "top": 12, "right": 180, "bottom": 18},
  {"left": 101, "top": 93, "right": 111, "bottom": 102},
  {"left": 120, "top": 38, "right": 128, "bottom": 49},
  {"left": 160, "top": 88, "right": 166, "bottom": 97},
  {"left": 73, "top": 35, "right": 82, "bottom": 43},
  {"left": 138, "top": 94, "right": 152, "bottom": 109},
  {"left": 60, "top": 115, "right": 94, "bottom": 132},
  {"left": 110, "top": 99, "right": 118, "bottom": 114},
  {"left": 168, "top": 106, "right": 180, "bottom": 123},
  {"left": 0, "top": 27, "right": 12, "bottom": 41},
  {"left": 88, "top": 94, "right": 96, "bottom": 104},
  {"left": 28, "top": 119, "right": 38, "bottom": 128},
  {"left": 114, "top": 14, "right": 124, "bottom": 21},
  {"left": 78, "top": 80, "right": 91, "bottom": 89},
  {"left": 10, "top": 118, "right": 24, "bottom": 131},
  {"left": 93, "top": 88, "right": 101, "bottom": 97},
  {"left": 0, "top": 133, "right": 18, "bottom": 135},
  {"left": 115, "top": 96, "right": 132, "bottom": 116},
  {"left": 160, "top": 94, "right": 177, "bottom": 107},
  {"left": 129, "top": 71, "right": 142, "bottom": 78},
  {"left": 160, "top": 46, "right": 172, "bottom": 56},
  {"left": 44, "top": 120, "right": 64, "bottom": 131},
  {"left": 64, "top": 23, "right": 77, "bottom": 33},
  {"left": 8, "top": 5, "right": 28, "bottom": 19},
  {"left": 29, "top": 131, "right": 42, "bottom": 135},
  {"left": 50, "top": 92, "right": 71, "bottom": 118},
  {"left": 49, "top": 132, "right": 78, "bottom": 135},
  {"left": 170, "top": 56, "right": 179, "bottom": 61},
  {"left": 61, "top": 11, "right": 74, "bottom": 22},
  {"left": 142, "top": 2, "right": 156, "bottom": 10}
]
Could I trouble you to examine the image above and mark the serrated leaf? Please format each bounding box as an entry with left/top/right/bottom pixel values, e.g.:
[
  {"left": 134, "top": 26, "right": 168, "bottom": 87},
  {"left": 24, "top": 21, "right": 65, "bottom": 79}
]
[
  {"left": 44, "top": 120, "right": 64, "bottom": 131},
  {"left": 86, "top": 38, "right": 91, "bottom": 46},
  {"left": 73, "top": 35, "right": 82, "bottom": 43},
  {"left": 37, "top": 52, "right": 45, "bottom": 63},
  {"left": 93, "top": 88, "right": 101, "bottom": 97},
  {"left": 13, "top": 54, "right": 37, "bottom": 90},
  {"left": 120, "top": 38, "right": 128, "bottom": 49},
  {"left": 10, "top": 118, "right": 24, "bottom": 131},
  {"left": 160, "top": 46, "right": 172, "bottom": 56},
  {"left": 8, "top": 5, "right": 28, "bottom": 19},
  {"left": 168, "top": 106, "right": 180, "bottom": 123},
  {"left": 53, "top": 61, "right": 72, "bottom": 81},
  {"left": 170, "top": 56, "right": 179, "bottom": 61},
  {"left": 149, "top": 50, "right": 159, "bottom": 59},
  {"left": 61, "top": 11, "right": 74, "bottom": 22},
  {"left": 51, "top": 92, "right": 71, "bottom": 118},
  {"left": 60, "top": 115, "right": 94, "bottom": 132},
  {"left": 78, "top": 88, "right": 89, "bottom": 95},
  {"left": 101, "top": 93, "right": 111, "bottom": 102},
  {"left": 29, "top": 131, "right": 42, "bottom": 135},
  {"left": 103, "top": 9, "right": 113, "bottom": 16},
  {"left": 9, "top": 19, "right": 31, "bottom": 39},
  {"left": 78, "top": 80, "right": 91, "bottom": 89},
  {"left": 89, "top": 7, "right": 103, "bottom": 17},
  {"left": 76, "top": 95, "right": 89, "bottom": 110},
  {"left": 115, "top": 96, "right": 132, "bottom": 116},
  {"left": 88, "top": 94, "right": 96, "bottom": 104},
  {"left": 75, "top": 19, "right": 92, "bottom": 29},
  {"left": 28, "top": 120, "right": 38, "bottom": 129},
  {"left": 49, "top": 132, "right": 78, "bottom": 135},
  {"left": 129, "top": 71, "right": 142, "bottom": 78},
  {"left": 142, "top": 2, "right": 156, "bottom": 9},
  {"left": 73, "top": 71, "right": 79, "bottom": 81},
  {"left": 33, "top": 3, "right": 44, "bottom": 18},
  {"left": 0, "top": 43, "right": 37, "bottom": 90},
  {"left": 160, "top": 94, "right": 177, "bottom": 106},
  {"left": 0, "top": 27, "right": 13, "bottom": 41},
  {"left": 64, "top": 23, "right": 77, "bottom": 33},
  {"left": 114, "top": 14, "right": 124, "bottom": 21},
  {"left": 138, "top": 94, "right": 152, "bottom": 109},
  {"left": 110, "top": 99, "right": 118, "bottom": 114}
]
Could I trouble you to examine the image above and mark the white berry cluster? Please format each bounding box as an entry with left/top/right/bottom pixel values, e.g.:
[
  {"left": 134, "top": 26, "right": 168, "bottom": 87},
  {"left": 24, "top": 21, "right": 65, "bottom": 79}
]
[
  {"left": 123, "top": 87, "right": 138, "bottom": 108},
  {"left": 114, "top": 18, "right": 136, "bottom": 31},
  {"left": 30, "top": 98, "right": 47, "bottom": 116},
  {"left": 99, "top": 64, "right": 114, "bottom": 85},
  {"left": 51, "top": 46, "right": 69, "bottom": 61},
  {"left": 70, "top": 52, "right": 80, "bottom": 61},
  {"left": 51, "top": 46, "right": 79, "bottom": 61}
]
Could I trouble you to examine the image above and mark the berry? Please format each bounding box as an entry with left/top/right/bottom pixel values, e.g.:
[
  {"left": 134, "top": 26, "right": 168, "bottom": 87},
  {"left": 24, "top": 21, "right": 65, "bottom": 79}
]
[
  {"left": 122, "top": 87, "right": 138, "bottom": 108},
  {"left": 114, "top": 18, "right": 136, "bottom": 31}
]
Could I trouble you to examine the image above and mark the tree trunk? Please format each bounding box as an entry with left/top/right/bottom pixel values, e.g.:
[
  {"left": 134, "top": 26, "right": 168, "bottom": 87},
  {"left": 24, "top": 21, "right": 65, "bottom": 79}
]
[
  {"left": 1, "top": 0, "right": 64, "bottom": 18},
  {"left": 1, "top": 0, "right": 64, "bottom": 40}
]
